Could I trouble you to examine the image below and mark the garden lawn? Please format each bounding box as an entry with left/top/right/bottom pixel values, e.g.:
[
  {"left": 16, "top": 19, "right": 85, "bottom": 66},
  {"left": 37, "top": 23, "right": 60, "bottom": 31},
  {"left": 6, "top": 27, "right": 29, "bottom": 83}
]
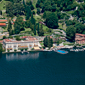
[
  {"left": 0, "top": 0, "right": 6, "bottom": 10},
  {"left": 58, "top": 23, "right": 67, "bottom": 32}
]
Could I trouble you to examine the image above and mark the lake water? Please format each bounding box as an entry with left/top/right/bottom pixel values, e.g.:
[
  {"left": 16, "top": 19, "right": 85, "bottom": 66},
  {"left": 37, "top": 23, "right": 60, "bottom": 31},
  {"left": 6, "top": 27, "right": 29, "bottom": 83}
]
[{"left": 0, "top": 51, "right": 85, "bottom": 85}]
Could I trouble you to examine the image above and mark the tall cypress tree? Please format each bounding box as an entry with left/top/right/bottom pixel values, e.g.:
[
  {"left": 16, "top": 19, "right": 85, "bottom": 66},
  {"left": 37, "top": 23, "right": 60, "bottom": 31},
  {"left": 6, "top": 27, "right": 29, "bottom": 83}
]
[
  {"left": 7, "top": 20, "right": 12, "bottom": 35},
  {"left": 26, "top": 6, "right": 31, "bottom": 16},
  {"left": 26, "top": 6, "right": 31, "bottom": 20},
  {"left": 26, "top": 11, "right": 30, "bottom": 20},
  {"left": 48, "top": 37, "right": 51, "bottom": 49},
  {"left": 38, "top": 24, "right": 44, "bottom": 36},
  {"left": 23, "top": 0, "right": 26, "bottom": 9},
  {"left": 43, "top": 36, "right": 48, "bottom": 47},
  {"left": 0, "top": 43, "right": 2, "bottom": 56},
  {"left": 34, "top": 24, "right": 36, "bottom": 35},
  {"left": 31, "top": 13, "right": 35, "bottom": 25},
  {"left": 50, "top": 38, "right": 53, "bottom": 47},
  {"left": 37, "top": 23, "right": 39, "bottom": 34},
  {"left": 48, "top": 37, "right": 53, "bottom": 49}
]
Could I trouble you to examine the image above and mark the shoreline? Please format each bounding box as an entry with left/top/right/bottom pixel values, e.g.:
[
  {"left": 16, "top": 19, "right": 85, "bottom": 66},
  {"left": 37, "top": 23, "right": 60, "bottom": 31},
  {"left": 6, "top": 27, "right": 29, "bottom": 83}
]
[
  {"left": 2, "top": 45, "right": 85, "bottom": 54},
  {"left": 2, "top": 50, "right": 44, "bottom": 54}
]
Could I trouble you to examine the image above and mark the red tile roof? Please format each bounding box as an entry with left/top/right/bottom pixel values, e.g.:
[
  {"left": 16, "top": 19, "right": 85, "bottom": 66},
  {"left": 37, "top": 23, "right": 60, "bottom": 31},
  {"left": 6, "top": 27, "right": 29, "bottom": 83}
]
[
  {"left": 4, "top": 39, "right": 12, "bottom": 42},
  {"left": 0, "top": 19, "right": 7, "bottom": 22},
  {"left": 0, "top": 23, "right": 6, "bottom": 26},
  {"left": 76, "top": 33, "right": 85, "bottom": 37},
  {"left": 4, "top": 36, "right": 38, "bottom": 43},
  {"left": 21, "top": 36, "right": 37, "bottom": 41}
]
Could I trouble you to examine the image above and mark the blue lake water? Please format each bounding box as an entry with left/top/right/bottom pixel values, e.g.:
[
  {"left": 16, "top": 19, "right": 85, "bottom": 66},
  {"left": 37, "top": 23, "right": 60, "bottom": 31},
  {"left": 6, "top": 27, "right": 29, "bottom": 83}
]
[{"left": 0, "top": 51, "right": 85, "bottom": 85}]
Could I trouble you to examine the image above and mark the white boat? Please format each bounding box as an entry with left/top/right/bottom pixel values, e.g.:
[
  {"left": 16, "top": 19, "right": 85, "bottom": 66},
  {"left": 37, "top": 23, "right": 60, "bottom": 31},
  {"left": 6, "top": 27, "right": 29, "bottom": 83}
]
[
  {"left": 75, "top": 49, "right": 78, "bottom": 52},
  {"left": 21, "top": 51, "right": 23, "bottom": 54}
]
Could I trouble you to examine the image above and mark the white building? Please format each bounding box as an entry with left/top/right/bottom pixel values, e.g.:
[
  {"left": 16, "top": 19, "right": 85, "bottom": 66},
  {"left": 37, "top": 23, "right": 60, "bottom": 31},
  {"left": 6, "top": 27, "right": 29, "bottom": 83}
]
[{"left": 3, "top": 36, "right": 41, "bottom": 52}]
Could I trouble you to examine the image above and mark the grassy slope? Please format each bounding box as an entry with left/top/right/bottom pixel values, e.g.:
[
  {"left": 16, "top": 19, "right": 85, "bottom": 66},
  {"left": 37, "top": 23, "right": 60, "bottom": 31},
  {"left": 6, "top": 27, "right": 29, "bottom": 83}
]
[
  {"left": 32, "top": 0, "right": 37, "bottom": 8},
  {"left": 0, "top": 0, "right": 6, "bottom": 10},
  {"left": 58, "top": 23, "right": 67, "bottom": 32}
]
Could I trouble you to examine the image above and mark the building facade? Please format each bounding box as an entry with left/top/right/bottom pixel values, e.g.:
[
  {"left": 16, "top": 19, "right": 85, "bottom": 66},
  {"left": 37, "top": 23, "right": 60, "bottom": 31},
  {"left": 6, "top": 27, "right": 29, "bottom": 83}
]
[
  {"left": 75, "top": 33, "right": 85, "bottom": 44},
  {"left": 3, "top": 36, "right": 41, "bottom": 52}
]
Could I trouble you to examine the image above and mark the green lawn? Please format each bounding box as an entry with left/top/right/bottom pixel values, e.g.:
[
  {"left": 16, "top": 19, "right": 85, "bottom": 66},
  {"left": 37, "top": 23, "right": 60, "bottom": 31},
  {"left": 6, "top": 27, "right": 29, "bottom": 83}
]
[
  {"left": 42, "top": 25, "right": 49, "bottom": 31},
  {"left": 66, "top": 11, "right": 74, "bottom": 15},
  {"left": 0, "top": 0, "right": 6, "bottom": 10},
  {"left": 34, "top": 14, "right": 42, "bottom": 22},
  {"left": 32, "top": 0, "right": 37, "bottom": 8},
  {"left": 58, "top": 23, "right": 67, "bottom": 31},
  {"left": 20, "top": 28, "right": 31, "bottom": 34},
  {"left": 39, "top": 41, "right": 44, "bottom": 46}
]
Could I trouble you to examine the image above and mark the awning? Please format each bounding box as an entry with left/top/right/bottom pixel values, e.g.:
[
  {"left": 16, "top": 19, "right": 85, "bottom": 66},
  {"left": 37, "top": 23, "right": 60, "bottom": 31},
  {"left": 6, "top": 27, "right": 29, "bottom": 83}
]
[
  {"left": 7, "top": 48, "right": 12, "bottom": 50},
  {"left": 34, "top": 47, "right": 40, "bottom": 50},
  {"left": 18, "top": 45, "right": 28, "bottom": 48}
]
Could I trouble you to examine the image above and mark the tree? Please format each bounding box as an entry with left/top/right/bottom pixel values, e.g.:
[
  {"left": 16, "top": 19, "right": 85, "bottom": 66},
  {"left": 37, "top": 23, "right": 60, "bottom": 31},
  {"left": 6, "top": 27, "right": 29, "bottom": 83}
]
[
  {"left": 43, "top": 36, "right": 48, "bottom": 47},
  {"left": 3, "top": 36, "right": 6, "bottom": 39},
  {"left": 26, "top": 1, "right": 34, "bottom": 10},
  {"left": 26, "top": 6, "right": 31, "bottom": 16},
  {"left": 43, "top": 36, "right": 53, "bottom": 48},
  {"left": 33, "top": 11, "right": 35, "bottom": 15},
  {"left": 34, "top": 24, "right": 36, "bottom": 35},
  {"left": 6, "top": 2, "right": 24, "bottom": 17},
  {"left": 48, "top": 37, "right": 53, "bottom": 49},
  {"left": 26, "top": 10, "right": 30, "bottom": 20},
  {"left": 7, "top": 20, "right": 12, "bottom": 35},
  {"left": 26, "top": 6, "right": 31, "bottom": 20},
  {"left": 25, "top": 20, "right": 30, "bottom": 28},
  {"left": 56, "top": 38, "right": 60, "bottom": 45},
  {"left": 0, "top": 43, "right": 3, "bottom": 55},
  {"left": 66, "top": 25, "right": 76, "bottom": 41},
  {"left": 46, "top": 12, "right": 58, "bottom": 29},
  {"left": 16, "top": 36, "right": 21, "bottom": 41},
  {"left": 0, "top": 10, "right": 2, "bottom": 15},
  {"left": 50, "top": 38, "right": 53, "bottom": 47},
  {"left": 6, "top": 2, "right": 13, "bottom": 17},
  {"left": 14, "top": 17, "right": 25, "bottom": 34},
  {"left": 52, "top": 4, "right": 56, "bottom": 12},
  {"left": 38, "top": 24, "right": 44, "bottom": 36},
  {"left": 13, "top": 3, "right": 24, "bottom": 16},
  {"left": 23, "top": 0, "right": 26, "bottom": 8},
  {"left": 37, "top": 8, "right": 40, "bottom": 15},
  {"left": 75, "top": 23, "right": 85, "bottom": 34},
  {"left": 37, "top": 23, "right": 39, "bottom": 34},
  {"left": 65, "top": 20, "right": 75, "bottom": 26},
  {"left": 31, "top": 13, "right": 35, "bottom": 25}
]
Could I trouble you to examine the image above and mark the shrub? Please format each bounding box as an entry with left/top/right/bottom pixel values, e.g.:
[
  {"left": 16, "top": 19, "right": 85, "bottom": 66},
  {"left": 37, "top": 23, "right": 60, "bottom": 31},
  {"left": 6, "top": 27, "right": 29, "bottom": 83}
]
[
  {"left": 8, "top": 36, "right": 13, "bottom": 39},
  {"left": 25, "top": 48, "right": 28, "bottom": 51},
  {"left": 33, "top": 11, "right": 35, "bottom": 14},
  {"left": 31, "top": 48, "right": 34, "bottom": 50},
  {"left": 3, "top": 36, "right": 6, "bottom": 39},
  {"left": 14, "top": 49, "right": 17, "bottom": 52},
  {"left": 20, "top": 49, "right": 24, "bottom": 51},
  {"left": 7, "top": 49, "right": 10, "bottom": 52},
  {"left": 16, "top": 36, "right": 21, "bottom": 41}
]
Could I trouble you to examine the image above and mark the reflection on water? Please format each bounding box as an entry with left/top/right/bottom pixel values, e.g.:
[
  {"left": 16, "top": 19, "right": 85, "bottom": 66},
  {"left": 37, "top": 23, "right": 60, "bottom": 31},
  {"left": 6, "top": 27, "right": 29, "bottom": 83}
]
[{"left": 6, "top": 52, "right": 39, "bottom": 61}]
